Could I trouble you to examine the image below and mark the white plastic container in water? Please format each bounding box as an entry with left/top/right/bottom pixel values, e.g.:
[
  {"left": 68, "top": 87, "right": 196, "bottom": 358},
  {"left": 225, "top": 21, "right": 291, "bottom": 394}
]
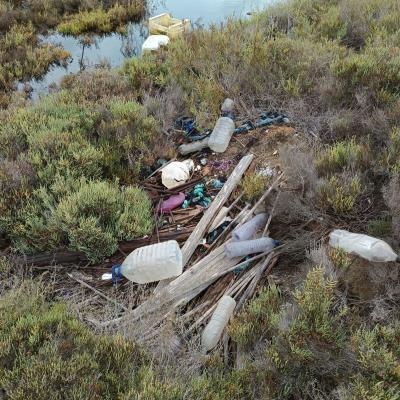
[
  {"left": 225, "top": 237, "right": 279, "bottom": 259},
  {"left": 142, "top": 35, "right": 170, "bottom": 52},
  {"left": 208, "top": 117, "right": 235, "bottom": 153},
  {"left": 329, "top": 230, "right": 398, "bottom": 263},
  {"left": 112, "top": 240, "right": 183, "bottom": 284},
  {"left": 201, "top": 295, "right": 236, "bottom": 353}
]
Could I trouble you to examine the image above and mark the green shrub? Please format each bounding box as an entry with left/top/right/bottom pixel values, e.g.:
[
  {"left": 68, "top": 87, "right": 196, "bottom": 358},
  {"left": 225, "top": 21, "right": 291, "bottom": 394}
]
[
  {"left": 229, "top": 285, "right": 282, "bottom": 348},
  {"left": 350, "top": 324, "right": 400, "bottom": 399},
  {"left": 316, "top": 138, "right": 369, "bottom": 176},
  {"left": 123, "top": 53, "right": 169, "bottom": 94},
  {"left": 0, "top": 91, "right": 158, "bottom": 261},
  {"left": 241, "top": 173, "right": 269, "bottom": 202},
  {"left": 384, "top": 127, "right": 400, "bottom": 175},
  {"left": 0, "top": 281, "right": 149, "bottom": 400},
  {"left": 317, "top": 174, "right": 362, "bottom": 214}
]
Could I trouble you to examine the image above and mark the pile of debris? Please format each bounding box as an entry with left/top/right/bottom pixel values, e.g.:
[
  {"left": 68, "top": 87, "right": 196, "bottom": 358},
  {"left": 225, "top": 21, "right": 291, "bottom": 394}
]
[{"left": 101, "top": 154, "right": 284, "bottom": 353}]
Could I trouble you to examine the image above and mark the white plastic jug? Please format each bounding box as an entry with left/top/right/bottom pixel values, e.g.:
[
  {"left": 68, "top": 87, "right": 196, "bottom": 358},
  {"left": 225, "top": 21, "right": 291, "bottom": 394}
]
[
  {"left": 329, "top": 230, "right": 398, "bottom": 263},
  {"left": 161, "top": 160, "right": 194, "bottom": 189},
  {"left": 112, "top": 240, "right": 183, "bottom": 284},
  {"left": 208, "top": 117, "right": 235, "bottom": 153},
  {"left": 202, "top": 295, "right": 236, "bottom": 353}
]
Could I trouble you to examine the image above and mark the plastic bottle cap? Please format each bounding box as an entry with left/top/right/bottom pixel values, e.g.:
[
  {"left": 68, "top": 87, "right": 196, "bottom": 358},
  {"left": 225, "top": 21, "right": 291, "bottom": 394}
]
[{"left": 112, "top": 265, "right": 123, "bottom": 283}]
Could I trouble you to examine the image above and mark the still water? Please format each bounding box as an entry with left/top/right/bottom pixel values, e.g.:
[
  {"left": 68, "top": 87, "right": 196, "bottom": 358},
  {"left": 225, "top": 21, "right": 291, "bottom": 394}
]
[{"left": 28, "top": 0, "right": 270, "bottom": 97}]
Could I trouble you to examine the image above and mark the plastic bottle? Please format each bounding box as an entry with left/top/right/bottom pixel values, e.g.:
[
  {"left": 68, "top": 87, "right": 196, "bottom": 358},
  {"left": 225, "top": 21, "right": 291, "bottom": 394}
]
[
  {"left": 225, "top": 237, "right": 280, "bottom": 259},
  {"left": 221, "top": 98, "right": 234, "bottom": 113},
  {"left": 178, "top": 138, "right": 210, "bottom": 155},
  {"left": 208, "top": 117, "right": 235, "bottom": 153},
  {"left": 201, "top": 296, "right": 236, "bottom": 353},
  {"left": 232, "top": 213, "right": 268, "bottom": 241},
  {"left": 329, "top": 230, "right": 398, "bottom": 263},
  {"left": 112, "top": 241, "right": 183, "bottom": 284}
]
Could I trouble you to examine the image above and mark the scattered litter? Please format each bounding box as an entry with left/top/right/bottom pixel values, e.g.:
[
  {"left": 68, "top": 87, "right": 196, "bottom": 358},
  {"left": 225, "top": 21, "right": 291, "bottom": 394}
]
[
  {"left": 101, "top": 273, "right": 112, "bottom": 281},
  {"left": 159, "top": 192, "right": 186, "bottom": 213},
  {"left": 200, "top": 158, "right": 208, "bottom": 166},
  {"left": 234, "top": 256, "right": 251, "bottom": 274},
  {"left": 178, "top": 138, "right": 210, "bottom": 156},
  {"left": 182, "top": 183, "right": 212, "bottom": 209},
  {"left": 201, "top": 295, "right": 236, "bottom": 353},
  {"left": 232, "top": 213, "right": 268, "bottom": 241},
  {"left": 142, "top": 35, "right": 170, "bottom": 52},
  {"left": 161, "top": 160, "right": 194, "bottom": 189},
  {"left": 149, "top": 13, "right": 190, "bottom": 38},
  {"left": 225, "top": 237, "right": 280, "bottom": 259},
  {"left": 112, "top": 240, "right": 183, "bottom": 284},
  {"left": 258, "top": 166, "right": 275, "bottom": 177},
  {"left": 175, "top": 117, "right": 211, "bottom": 142},
  {"left": 207, "top": 220, "right": 232, "bottom": 244},
  {"left": 209, "top": 159, "right": 235, "bottom": 171},
  {"left": 329, "top": 230, "right": 398, "bottom": 262},
  {"left": 273, "top": 150, "right": 279, "bottom": 156},
  {"left": 208, "top": 206, "right": 230, "bottom": 233},
  {"left": 208, "top": 117, "right": 235, "bottom": 153},
  {"left": 210, "top": 179, "right": 224, "bottom": 189},
  {"left": 221, "top": 98, "right": 235, "bottom": 114},
  {"left": 234, "top": 112, "right": 288, "bottom": 135}
]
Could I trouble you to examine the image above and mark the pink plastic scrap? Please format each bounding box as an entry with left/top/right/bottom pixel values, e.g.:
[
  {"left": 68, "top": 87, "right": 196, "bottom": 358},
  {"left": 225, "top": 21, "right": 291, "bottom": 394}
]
[{"left": 159, "top": 192, "right": 186, "bottom": 213}]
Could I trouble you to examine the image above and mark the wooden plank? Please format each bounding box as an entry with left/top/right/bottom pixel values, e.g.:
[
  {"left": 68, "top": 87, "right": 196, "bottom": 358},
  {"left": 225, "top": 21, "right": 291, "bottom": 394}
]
[{"left": 181, "top": 154, "right": 254, "bottom": 266}]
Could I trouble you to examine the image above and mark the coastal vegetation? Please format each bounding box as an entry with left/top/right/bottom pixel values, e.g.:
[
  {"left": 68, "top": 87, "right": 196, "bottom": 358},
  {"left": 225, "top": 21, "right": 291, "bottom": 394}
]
[{"left": 1, "top": 0, "right": 400, "bottom": 398}]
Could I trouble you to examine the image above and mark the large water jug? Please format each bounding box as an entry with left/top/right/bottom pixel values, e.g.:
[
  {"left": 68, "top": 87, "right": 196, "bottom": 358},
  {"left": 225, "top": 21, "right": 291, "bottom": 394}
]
[
  {"left": 232, "top": 213, "right": 268, "bottom": 241},
  {"left": 208, "top": 117, "right": 235, "bottom": 153},
  {"left": 202, "top": 295, "right": 236, "bottom": 353},
  {"left": 329, "top": 230, "right": 398, "bottom": 263},
  {"left": 225, "top": 237, "right": 280, "bottom": 259},
  {"left": 112, "top": 241, "right": 183, "bottom": 284}
]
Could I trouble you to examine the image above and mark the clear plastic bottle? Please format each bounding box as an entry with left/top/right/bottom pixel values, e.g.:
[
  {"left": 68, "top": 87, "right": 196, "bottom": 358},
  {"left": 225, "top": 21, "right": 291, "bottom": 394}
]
[
  {"left": 329, "top": 230, "right": 398, "bottom": 262},
  {"left": 208, "top": 117, "right": 235, "bottom": 153},
  {"left": 178, "top": 138, "right": 209, "bottom": 155},
  {"left": 112, "top": 240, "right": 183, "bottom": 284},
  {"left": 225, "top": 237, "right": 279, "bottom": 259},
  {"left": 232, "top": 213, "right": 268, "bottom": 241},
  {"left": 201, "top": 295, "right": 236, "bottom": 353}
]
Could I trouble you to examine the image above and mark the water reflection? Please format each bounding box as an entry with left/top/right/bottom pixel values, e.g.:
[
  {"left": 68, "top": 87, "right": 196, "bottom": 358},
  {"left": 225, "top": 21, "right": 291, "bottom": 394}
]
[{"left": 28, "top": 0, "right": 270, "bottom": 99}]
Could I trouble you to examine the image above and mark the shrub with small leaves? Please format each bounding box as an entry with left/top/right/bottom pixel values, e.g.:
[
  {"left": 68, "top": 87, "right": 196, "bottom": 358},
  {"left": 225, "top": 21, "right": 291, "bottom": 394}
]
[{"left": 241, "top": 173, "right": 269, "bottom": 202}]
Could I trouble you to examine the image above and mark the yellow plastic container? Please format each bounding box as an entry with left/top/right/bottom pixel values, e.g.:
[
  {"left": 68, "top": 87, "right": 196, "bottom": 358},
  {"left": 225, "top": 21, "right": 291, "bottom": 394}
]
[{"left": 149, "top": 13, "right": 190, "bottom": 39}]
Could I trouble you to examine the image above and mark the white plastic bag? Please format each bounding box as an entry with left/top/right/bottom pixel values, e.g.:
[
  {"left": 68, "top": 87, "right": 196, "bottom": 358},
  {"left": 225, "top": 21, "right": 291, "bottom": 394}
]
[
  {"left": 329, "top": 229, "right": 398, "bottom": 262},
  {"left": 161, "top": 160, "right": 194, "bottom": 189}
]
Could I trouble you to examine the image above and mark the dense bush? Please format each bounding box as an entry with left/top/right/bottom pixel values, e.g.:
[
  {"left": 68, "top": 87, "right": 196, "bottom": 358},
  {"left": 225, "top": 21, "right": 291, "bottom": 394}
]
[
  {"left": 0, "top": 281, "right": 185, "bottom": 399},
  {"left": 0, "top": 90, "right": 158, "bottom": 260}
]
